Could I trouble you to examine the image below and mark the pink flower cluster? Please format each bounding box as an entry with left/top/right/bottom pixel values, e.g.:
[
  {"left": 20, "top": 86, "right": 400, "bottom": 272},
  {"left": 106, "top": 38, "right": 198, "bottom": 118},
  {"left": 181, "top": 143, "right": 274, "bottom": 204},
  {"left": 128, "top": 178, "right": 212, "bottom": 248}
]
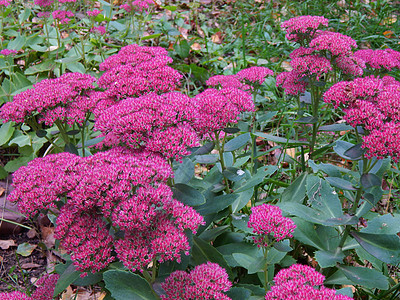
[
  {"left": 31, "top": 273, "right": 60, "bottom": 300},
  {"left": 52, "top": 10, "right": 74, "bottom": 24},
  {"left": 91, "top": 26, "right": 106, "bottom": 35},
  {"left": 265, "top": 264, "right": 353, "bottom": 300},
  {"left": 248, "top": 204, "right": 296, "bottom": 247},
  {"left": 0, "top": 49, "right": 17, "bottom": 56},
  {"left": 34, "top": 0, "right": 53, "bottom": 7},
  {"left": 120, "top": 0, "right": 153, "bottom": 12},
  {"left": 281, "top": 15, "right": 329, "bottom": 42},
  {"left": 9, "top": 147, "right": 204, "bottom": 274},
  {"left": 0, "top": 73, "right": 96, "bottom": 125},
  {"left": 94, "top": 92, "right": 200, "bottom": 160},
  {"left": 87, "top": 9, "right": 102, "bottom": 17},
  {"left": 324, "top": 76, "right": 400, "bottom": 161},
  {"left": 0, "top": 0, "right": 11, "bottom": 7},
  {"left": 193, "top": 87, "right": 254, "bottom": 135},
  {"left": 161, "top": 262, "right": 232, "bottom": 300},
  {"left": 354, "top": 48, "right": 400, "bottom": 72},
  {"left": 97, "top": 44, "right": 181, "bottom": 100},
  {"left": 207, "top": 66, "right": 273, "bottom": 91},
  {"left": 0, "top": 291, "right": 31, "bottom": 300},
  {"left": 278, "top": 16, "right": 363, "bottom": 96}
]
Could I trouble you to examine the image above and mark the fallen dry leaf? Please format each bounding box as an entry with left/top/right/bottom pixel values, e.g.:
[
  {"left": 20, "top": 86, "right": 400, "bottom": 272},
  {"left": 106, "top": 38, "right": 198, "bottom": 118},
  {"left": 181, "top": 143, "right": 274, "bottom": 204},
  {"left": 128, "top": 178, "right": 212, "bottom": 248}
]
[
  {"left": 0, "top": 187, "right": 5, "bottom": 197},
  {"left": 281, "top": 61, "right": 293, "bottom": 71},
  {"left": 383, "top": 30, "right": 395, "bottom": 38},
  {"left": 211, "top": 31, "right": 223, "bottom": 44},
  {"left": 27, "top": 228, "right": 37, "bottom": 239},
  {"left": 191, "top": 42, "right": 202, "bottom": 51},
  {"left": 21, "top": 263, "right": 41, "bottom": 269},
  {"left": 0, "top": 239, "right": 17, "bottom": 250},
  {"left": 41, "top": 226, "right": 56, "bottom": 249}
]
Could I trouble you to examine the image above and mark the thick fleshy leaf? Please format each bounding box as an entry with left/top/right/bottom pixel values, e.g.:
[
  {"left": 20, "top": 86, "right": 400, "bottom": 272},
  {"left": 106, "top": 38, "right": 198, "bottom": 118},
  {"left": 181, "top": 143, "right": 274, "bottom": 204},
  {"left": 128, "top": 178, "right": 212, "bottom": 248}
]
[
  {"left": 226, "top": 287, "right": 252, "bottom": 300},
  {"left": 231, "top": 189, "right": 253, "bottom": 213},
  {"left": 172, "top": 183, "right": 205, "bottom": 206},
  {"left": 337, "top": 265, "right": 389, "bottom": 290},
  {"left": 196, "top": 194, "right": 238, "bottom": 215},
  {"left": 315, "top": 249, "right": 345, "bottom": 267},
  {"left": 232, "top": 253, "right": 265, "bottom": 274},
  {"left": 360, "top": 173, "right": 381, "bottom": 189},
  {"left": 235, "top": 166, "right": 278, "bottom": 193},
  {"left": 0, "top": 122, "right": 15, "bottom": 146},
  {"left": 191, "top": 236, "right": 233, "bottom": 279},
  {"left": 319, "top": 123, "right": 353, "bottom": 132},
  {"left": 222, "top": 167, "right": 246, "bottom": 182},
  {"left": 103, "top": 270, "right": 157, "bottom": 300},
  {"left": 343, "top": 143, "right": 364, "bottom": 160},
  {"left": 54, "top": 262, "right": 80, "bottom": 297},
  {"left": 351, "top": 231, "right": 400, "bottom": 264},
  {"left": 193, "top": 141, "right": 215, "bottom": 155},
  {"left": 361, "top": 213, "right": 400, "bottom": 235},
  {"left": 174, "top": 158, "right": 194, "bottom": 184},
  {"left": 334, "top": 141, "right": 360, "bottom": 161},
  {"left": 281, "top": 172, "right": 308, "bottom": 203},
  {"left": 254, "top": 132, "right": 309, "bottom": 146},
  {"left": 325, "top": 177, "right": 356, "bottom": 190},
  {"left": 224, "top": 133, "right": 251, "bottom": 152}
]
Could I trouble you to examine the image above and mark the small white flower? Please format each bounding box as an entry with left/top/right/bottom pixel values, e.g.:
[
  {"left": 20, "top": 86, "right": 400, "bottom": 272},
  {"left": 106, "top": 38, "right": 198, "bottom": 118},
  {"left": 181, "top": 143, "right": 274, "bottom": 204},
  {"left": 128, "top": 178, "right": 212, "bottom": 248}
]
[{"left": 237, "top": 169, "right": 245, "bottom": 176}]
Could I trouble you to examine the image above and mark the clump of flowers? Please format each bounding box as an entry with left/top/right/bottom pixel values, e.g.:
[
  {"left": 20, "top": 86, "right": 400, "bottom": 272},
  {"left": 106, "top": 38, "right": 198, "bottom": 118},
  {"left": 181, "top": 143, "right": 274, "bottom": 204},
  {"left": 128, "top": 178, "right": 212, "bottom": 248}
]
[
  {"left": 248, "top": 204, "right": 296, "bottom": 247},
  {"left": 0, "top": 49, "right": 17, "bottom": 56},
  {"left": 31, "top": 273, "right": 60, "bottom": 300},
  {"left": 9, "top": 147, "right": 204, "bottom": 274},
  {"left": 97, "top": 44, "right": 182, "bottom": 100},
  {"left": 161, "top": 262, "right": 232, "bottom": 300},
  {"left": 91, "top": 26, "right": 106, "bottom": 35},
  {"left": 34, "top": 0, "right": 53, "bottom": 7},
  {"left": 324, "top": 76, "right": 400, "bottom": 161},
  {"left": 207, "top": 66, "right": 273, "bottom": 91},
  {"left": 281, "top": 15, "right": 329, "bottom": 42},
  {"left": 94, "top": 92, "right": 200, "bottom": 160},
  {"left": 265, "top": 264, "right": 353, "bottom": 300},
  {"left": 52, "top": 10, "right": 74, "bottom": 24},
  {"left": 354, "top": 48, "right": 400, "bottom": 72},
  {"left": 193, "top": 87, "right": 254, "bottom": 135},
  {"left": 0, "top": 72, "right": 96, "bottom": 125},
  {"left": 0, "top": 291, "right": 32, "bottom": 300},
  {"left": 121, "top": 0, "right": 153, "bottom": 12},
  {"left": 0, "top": 0, "right": 11, "bottom": 6},
  {"left": 86, "top": 9, "right": 101, "bottom": 17}
]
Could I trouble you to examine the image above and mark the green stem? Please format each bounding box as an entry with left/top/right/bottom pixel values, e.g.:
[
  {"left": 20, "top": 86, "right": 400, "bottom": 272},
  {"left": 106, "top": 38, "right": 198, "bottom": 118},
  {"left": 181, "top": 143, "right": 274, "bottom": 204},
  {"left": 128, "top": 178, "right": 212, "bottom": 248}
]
[
  {"left": 215, "top": 131, "right": 230, "bottom": 194},
  {"left": 309, "top": 81, "right": 320, "bottom": 158},
  {"left": 55, "top": 120, "right": 70, "bottom": 144},
  {"left": 142, "top": 270, "right": 160, "bottom": 299}
]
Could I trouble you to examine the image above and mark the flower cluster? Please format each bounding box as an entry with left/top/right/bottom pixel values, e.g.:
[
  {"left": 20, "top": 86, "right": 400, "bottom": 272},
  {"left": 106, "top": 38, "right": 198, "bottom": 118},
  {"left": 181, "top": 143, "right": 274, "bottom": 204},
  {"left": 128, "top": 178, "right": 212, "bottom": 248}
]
[
  {"left": 34, "top": 0, "right": 53, "bottom": 7},
  {"left": 0, "top": 49, "right": 17, "bottom": 56},
  {"left": 121, "top": 0, "right": 153, "bottom": 12},
  {"left": 94, "top": 92, "right": 200, "bottom": 160},
  {"left": 31, "top": 273, "right": 60, "bottom": 300},
  {"left": 161, "top": 262, "right": 232, "bottom": 300},
  {"left": 0, "top": 0, "right": 11, "bottom": 7},
  {"left": 324, "top": 76, "right": 400, "bottom": 161},
  {"left": 206, "top": 66, "right": 273, "bottom": 91},
  {"left": 87, "top": 9, "right": 101, "bottom": 17},
  {"left": 265, "top": 264, "right": 353, "bottom": 300},
  {"left": 0, "top": 291, "right": 32, "bottom": 300},
  {"left": 281, "top": 15, "right": 329, "bottom": 42},
  {"left": 0, "top": 73, "right": 96, "bottom": 125},
  {"left": 193, "top": 88, "right": 254, "bottom": 135},
  {"left": 248, "top": 204, "right": 296, "bottom": 247},
  {"left": 52, "top": 10, "right": 74, "bottom": 24},
  {"left": 354, "top": 48, "right": 400, "bottom": 72},
  {"left": 97, "top": 44, "right": 181, "bottom": 100},
  {"left": 9, "top": 148, "right": 204, "bottom": 274},
  {"left": 277, "top": 16, "right": 363, "bottom": 96}
]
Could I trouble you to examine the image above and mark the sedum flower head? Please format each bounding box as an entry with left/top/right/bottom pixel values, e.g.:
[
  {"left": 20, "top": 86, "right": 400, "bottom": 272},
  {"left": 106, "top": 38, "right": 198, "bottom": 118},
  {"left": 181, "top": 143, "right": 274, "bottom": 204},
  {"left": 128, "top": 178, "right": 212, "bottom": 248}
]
[
  {"left": 266, "top": 264, "right": 353, "bottom": 300},
  {"left": 248, "top": 204, "right": 296, "bottom": 247},
  {"left": 310, "top": 31, "right": 357, "bottom": 57},
  {"left": 281, "top": 15, "right": 329, "bottom": 42},
  {"left": 354, "top": 48, "right": 400, "bottom": 72},
  {"left": 31, "top": 273, "right": 59, "bottom": 300},
  {"left": 276, "top": 70, "right": 309, "bottom": 96},
  {"left": 0, "top": 291, "right": 32, "bottom": 300},
  {"left": 161, "top": 262, "right": 232, "bottom": 300}
]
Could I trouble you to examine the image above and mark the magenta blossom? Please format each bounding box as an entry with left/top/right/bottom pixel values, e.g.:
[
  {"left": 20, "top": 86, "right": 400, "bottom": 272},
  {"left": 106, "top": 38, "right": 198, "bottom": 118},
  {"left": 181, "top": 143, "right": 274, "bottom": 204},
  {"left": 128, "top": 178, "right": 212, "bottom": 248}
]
[
  {"left": 87, "top": 9, "right": 102, "bottom": 17},
  {"left": 91, "top": 26, "right": 106, "bottom": 35},
  {"left": 310, "top": 31, "right": 357, "bottom": 57},
  {"left": 52, "top": 10, "right": 74, "bottom": 24},
  {"left": 281, "top": 15, "right": 329, "bottom": 42},
  {"left": 276, "top": 70, "right": 309, "bottom": 96},
  {"left": 161, "top": 262, "right": 232, "bottom": 300},
  {"left": 0, "top": 49, "right": 17, "bottom": 56},
  {"left": 34, "top": 0, "right": 53, "bottom": 7},
  {"left": 0, "top": 0, "right": 11, "bottom": 7},
  {"left": 248, "top": 204, "right": 296, "bottom": 247},
  {"left": 266, "top": 264, "right": 353, "bottom": 300}
]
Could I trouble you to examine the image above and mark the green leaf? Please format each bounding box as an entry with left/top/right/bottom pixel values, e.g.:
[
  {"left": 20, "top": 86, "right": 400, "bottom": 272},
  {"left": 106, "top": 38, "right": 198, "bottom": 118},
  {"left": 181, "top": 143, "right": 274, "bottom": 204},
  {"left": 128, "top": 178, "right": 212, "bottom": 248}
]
[
  {"left": 140, "top": 33, "right": 162, "bottom": 41},
  {"left": 216, "top": 242, "right": 260, "bottom": 268},
  {"left": 172, "top": 183, "right": 206, "bottom": 206},
  {"left": 222, "top": 167, "right": 246, "bottom": 182},
  {"left": 195, "top": 154, "right": 218, "bottom": 164},
  {"left": 0, "top": 122, "right": 15, "bottom": 146},
  {"left": 16, "top": 243, "right": 36, "bottom": 256},
  {"left": 4, "top": 156, "right": 32, "bottom": 172},
  {"left": 315, "top": 249, "right": 345, "bottom": 267},
  {"left": 281, "top": 172, "right": 308, "bottom": 203},
  {"left": 76, "top": 136, "right": 105, "bottom": 148},
  {"left": 273, "top": 240, "right": 292, "bottom": 252},
  {"left": 343, "top": 143, "right": 364, "bottom": 160},
  {"left": 295, "top": 116, "right": 318, "bottom": 124},
  {"left": 8, "top": 35, "right": 26, "bottom": 50},
  {"left": 306, "top": 176, "right": 342, "bottom": 218},
  {"left": 66, "top": 62, "right": 86, "bottom": 73},
  {"left": 224, "top": 133, "right": 251, "bottom": 152},
  {"left": 175, "top": 39, "right": 190, "bottom": 59},
  {"left": 334, "top": 140, "right": 360, "bottom": 161},
  {"left": 223, "top": 127, "right": 240, "bottom": 134},
  {"left": 73, "top": 272, "right": 103, "bottom": 286},
  {"left": 235, "top": 166, "right": 277, "bottom": 193},
  {"left": 64, "top": 143, "right": 79, "bottom": 155},
  {"left": 226, "top": 287, "right": 252, "bottom": 300},
  {"left": 319, "top": 123, "right": 353, "bottom": 131},
  {"left": 351, "top": 231, "right": 400, "bottom": 264},
  {"left": 232, "top": 253, "right": 265, "bottom": 274},
  {"left": 54, "top": 262, "right": 80, "bottom": 297},
  {"left": 191, "top": 236, "right": 232, "bottom": 278},
  {"left": 103, "top": 270, "right": 157, "bottom": 300},
  {"left": 231, "top": 188, "right": 253, "bottom": 213},
  {"left": 337, "top": 265, "right": 389, "bottom": 290},
  {"left": 196, "top": 194, "right": 238, "bottom": 215},
  {"left": 290, "top": 218, "right": 326, "bottom": 250},
  {"left": 199, "top": 225, "right": 230, "bottom": 242},
  {"left": 324, "top": 270, "right": 355, "bottom": 286},
  {"left": 360, "top": 173, "right": 381, "bottom": 189},
  {"left": 36, "top": 129, "right": 47, "bottom": 138},
  {"left": 231, "top": 215, "right": 252, "bottom": 234},
  {"left": 55, "top": 56, "right": 80, "bottom": 63},
  {"left": 0, "top": 166, "right": 8, "bottom": 179},
  {"left": 174, "top": 158, "right": 194, "bottom": 184},
  {"left": 254, "top": 132, "right": 309, "bottom": 146},
  {"left": 266, "top": 247, "right": 286, "bottom": 264},
  {"left": 325, "top": 177, "right": 356, "bottom": 190},
  {"left": 8, "top": 135, "right": 31, "bottom": 147},
  {"left": 361, "top": 214, "right": 400, "bottom": 235},
  {"left": 193, "top": 141, "right": 215, "bottom": 155}
]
